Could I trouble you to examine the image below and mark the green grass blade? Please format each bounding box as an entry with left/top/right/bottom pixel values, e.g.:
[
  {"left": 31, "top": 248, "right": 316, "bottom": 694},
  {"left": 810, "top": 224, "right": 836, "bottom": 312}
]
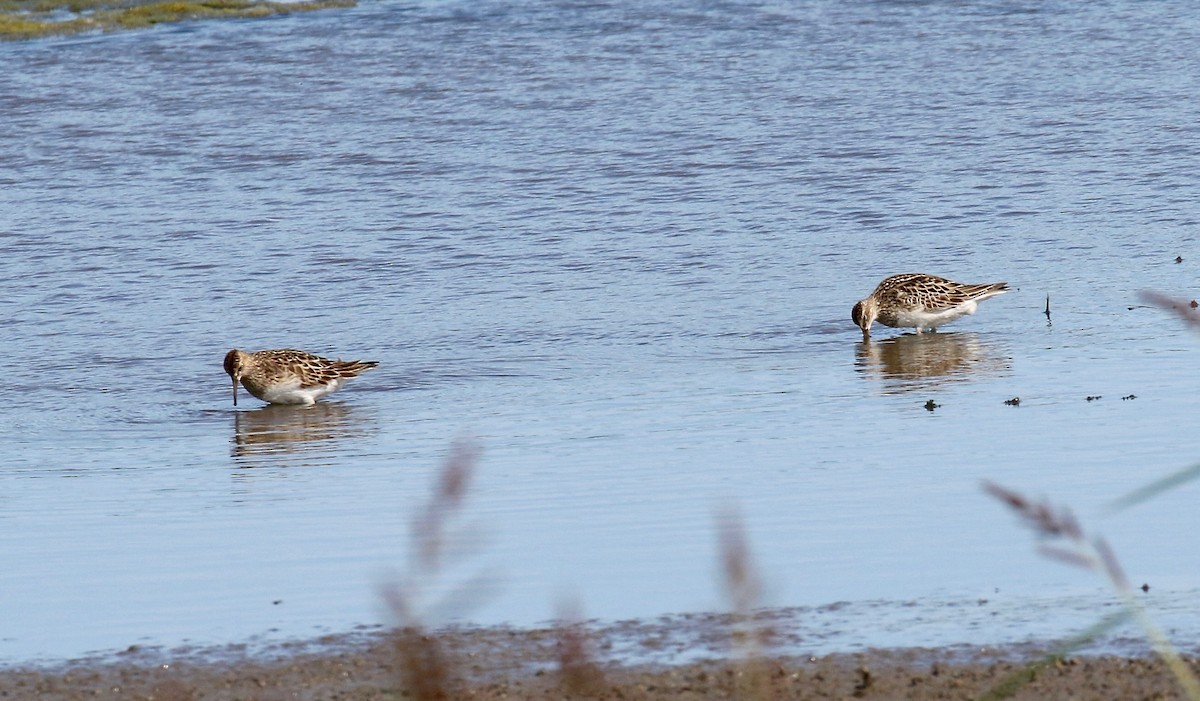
[
  {"left": 974, "top": 609, "right": 1132, "bottom": 701},
  {"left": 1105, "top": 462, "right": 1200, "bottom": 515}
]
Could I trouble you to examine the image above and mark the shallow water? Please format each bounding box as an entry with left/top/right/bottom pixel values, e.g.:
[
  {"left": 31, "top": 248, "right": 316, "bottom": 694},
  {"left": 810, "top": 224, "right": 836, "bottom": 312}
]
[{"left": 4, "top": 0, "right": 1200, "bottom": 663}]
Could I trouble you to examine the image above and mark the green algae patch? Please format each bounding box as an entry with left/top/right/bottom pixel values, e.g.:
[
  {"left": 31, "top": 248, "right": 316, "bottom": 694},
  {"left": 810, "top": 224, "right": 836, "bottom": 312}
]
[{"left": 0, "top": 0, "right": 354, "bottom": 39}]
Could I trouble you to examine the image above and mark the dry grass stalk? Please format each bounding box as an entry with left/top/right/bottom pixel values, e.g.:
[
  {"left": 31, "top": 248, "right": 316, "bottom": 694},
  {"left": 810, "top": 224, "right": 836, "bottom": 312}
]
[
  {"left": 982, "top": 481, "right": 1083, "bottom": 541},
  {"left": 718, "top": 507, "right": 772, "bottom": 701},
  {"left": 414, "top": 440, "right": 478, "bottom": 572},
  {"left": 389, "top": 623, "right": 451, "bottom": 701},
  {"left": 1140, "top": 290, "right": 1200, "bottom": 329},
  {"left": 555, "top": 604, "right": 607, "bottom": 697},
  {"left": 383, "top": 440, "right": 481, "bottom": 701},
  {"left": 983, "top": 481, "right": 1200, "bottom": 701}
]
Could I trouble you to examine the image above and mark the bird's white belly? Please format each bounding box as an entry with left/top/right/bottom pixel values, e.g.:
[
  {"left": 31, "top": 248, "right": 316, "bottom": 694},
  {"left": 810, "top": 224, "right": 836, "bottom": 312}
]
[
  {"left": 259, "top": 378, "right": 342, "bottom": 406},
  {"left": 891, "top": 301, "right": 977, "bottom": 330}
]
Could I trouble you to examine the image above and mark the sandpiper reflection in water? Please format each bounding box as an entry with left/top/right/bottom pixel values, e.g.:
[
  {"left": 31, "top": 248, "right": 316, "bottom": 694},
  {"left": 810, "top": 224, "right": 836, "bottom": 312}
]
[
  {"left": 855, "top": 332, "right": 1010, "bottom": 393},
  {"left": 231, "top": 402, "right": 373, "bottom": 467}
]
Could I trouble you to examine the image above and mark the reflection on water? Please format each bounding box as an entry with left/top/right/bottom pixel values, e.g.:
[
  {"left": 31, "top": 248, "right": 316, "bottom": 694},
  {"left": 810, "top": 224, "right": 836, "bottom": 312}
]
[
  {"left": 231, "top": 402, "right": 374, "bottom": 468},
  {"left": 855, "top": 332, "right": 1010, "bottom": 393}
]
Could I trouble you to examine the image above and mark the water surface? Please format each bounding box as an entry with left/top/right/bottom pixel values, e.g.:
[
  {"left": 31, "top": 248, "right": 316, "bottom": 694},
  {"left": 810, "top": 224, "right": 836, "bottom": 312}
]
[{"left": 4, "top": 0, "right": 1200, "bottom": 663}]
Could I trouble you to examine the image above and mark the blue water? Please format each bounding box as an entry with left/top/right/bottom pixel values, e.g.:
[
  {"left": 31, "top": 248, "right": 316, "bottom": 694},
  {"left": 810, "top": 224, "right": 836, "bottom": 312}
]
[{"left": 4, "top": 0, "right": 1200, "bottom": 664}]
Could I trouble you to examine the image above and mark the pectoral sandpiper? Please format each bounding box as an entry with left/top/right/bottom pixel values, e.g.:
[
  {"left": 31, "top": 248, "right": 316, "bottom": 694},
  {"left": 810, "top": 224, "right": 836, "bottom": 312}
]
[
  {"left": 851, "top": 273, "right": 1008, "bottom": 339},
  {"left": 223, "top": 348, "right": 378, "bottom": 406}
]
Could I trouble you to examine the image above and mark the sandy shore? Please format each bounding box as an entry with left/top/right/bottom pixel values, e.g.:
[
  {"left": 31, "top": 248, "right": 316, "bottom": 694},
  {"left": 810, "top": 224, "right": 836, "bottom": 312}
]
[{"left": 2, "top": 617, "right": 1192, "bottom": 701}]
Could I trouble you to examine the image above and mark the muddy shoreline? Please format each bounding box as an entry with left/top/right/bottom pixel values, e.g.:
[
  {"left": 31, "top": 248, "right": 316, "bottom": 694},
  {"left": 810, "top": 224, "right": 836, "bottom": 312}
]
[{"left": 3, "top": 617, "right": 1192, "bottom": 700}]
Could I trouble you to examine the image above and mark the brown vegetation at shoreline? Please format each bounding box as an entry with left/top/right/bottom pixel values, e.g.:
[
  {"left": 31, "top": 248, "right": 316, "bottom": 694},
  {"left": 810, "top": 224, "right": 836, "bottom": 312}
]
[{"left": 0, "top": 0, "right": 353, "bottom": 40}]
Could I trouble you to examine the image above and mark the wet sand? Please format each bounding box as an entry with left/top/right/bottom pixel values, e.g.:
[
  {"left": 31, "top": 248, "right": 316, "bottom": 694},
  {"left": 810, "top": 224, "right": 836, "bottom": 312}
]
[{"left": 2, "top": 617, "right": 1192, "bottom": 701}]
